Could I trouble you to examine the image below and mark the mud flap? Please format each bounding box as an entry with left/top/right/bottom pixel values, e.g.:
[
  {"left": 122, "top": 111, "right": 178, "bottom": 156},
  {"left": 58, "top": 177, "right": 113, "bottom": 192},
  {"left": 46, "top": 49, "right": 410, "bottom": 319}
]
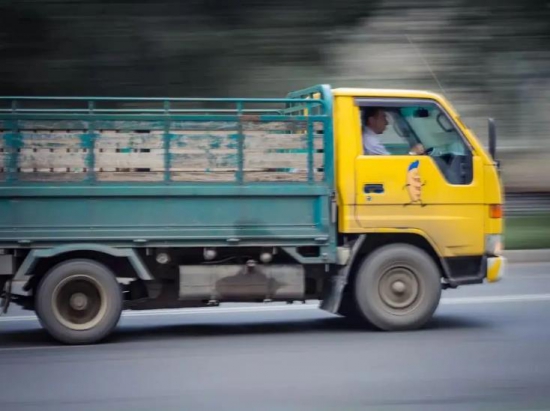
[
  {"left": 0, "top": 279, "right": 11, "bottom": 315},
  {"left": 320, "top": 235, "right": 366, "bottom": 314}
]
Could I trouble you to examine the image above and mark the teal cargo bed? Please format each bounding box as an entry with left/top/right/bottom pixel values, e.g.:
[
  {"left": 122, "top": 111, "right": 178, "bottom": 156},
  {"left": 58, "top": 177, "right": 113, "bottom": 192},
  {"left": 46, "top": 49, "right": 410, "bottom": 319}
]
[{"left": 0, "top": 85, "right": 337, "bottom": 262}]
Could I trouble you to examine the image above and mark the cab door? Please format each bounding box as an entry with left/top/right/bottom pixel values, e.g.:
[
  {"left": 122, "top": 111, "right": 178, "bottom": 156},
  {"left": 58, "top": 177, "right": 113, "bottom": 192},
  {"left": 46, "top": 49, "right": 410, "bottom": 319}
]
[{"left": 353, "top": 98, "right": 485, "bottom": 257}]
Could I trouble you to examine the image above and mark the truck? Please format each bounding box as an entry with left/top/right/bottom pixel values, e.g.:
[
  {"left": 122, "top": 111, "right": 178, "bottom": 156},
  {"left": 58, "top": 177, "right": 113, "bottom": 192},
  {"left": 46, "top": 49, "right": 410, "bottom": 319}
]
[{"left": 0, "top": 85, "right": 505, "bottom": 344}]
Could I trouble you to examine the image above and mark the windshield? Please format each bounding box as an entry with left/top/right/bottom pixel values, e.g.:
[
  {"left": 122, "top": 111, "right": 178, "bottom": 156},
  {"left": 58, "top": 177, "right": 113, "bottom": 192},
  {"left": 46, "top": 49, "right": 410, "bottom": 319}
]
[
  {"left": 398, "top": 105, "right": 469, "bottom": 155},
  {"left": 382, "top": 104, "right": 470, "bottom": 156}
]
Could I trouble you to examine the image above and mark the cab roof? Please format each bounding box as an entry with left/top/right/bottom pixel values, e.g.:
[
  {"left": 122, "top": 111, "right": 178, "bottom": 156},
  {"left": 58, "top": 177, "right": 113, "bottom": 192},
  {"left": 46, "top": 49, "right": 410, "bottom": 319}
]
[{"left": 331, "top": 87, "right": 444, "bottom": 100}]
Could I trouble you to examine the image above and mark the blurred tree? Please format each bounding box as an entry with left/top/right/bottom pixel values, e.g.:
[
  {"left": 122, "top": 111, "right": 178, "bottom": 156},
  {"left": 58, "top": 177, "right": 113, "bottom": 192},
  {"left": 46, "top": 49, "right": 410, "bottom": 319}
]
[
  {"left": 0, "top": 0, "right": 549, "bottom": 168},
  {"left": 0, "top": 0, "right": 380, "bottom": 96}
]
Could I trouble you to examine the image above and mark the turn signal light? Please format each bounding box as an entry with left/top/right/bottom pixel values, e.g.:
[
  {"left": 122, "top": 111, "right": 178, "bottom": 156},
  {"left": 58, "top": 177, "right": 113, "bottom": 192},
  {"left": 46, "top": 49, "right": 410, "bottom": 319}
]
[{"left": 489, "top": 204, "right": 503, "bottom": 219}]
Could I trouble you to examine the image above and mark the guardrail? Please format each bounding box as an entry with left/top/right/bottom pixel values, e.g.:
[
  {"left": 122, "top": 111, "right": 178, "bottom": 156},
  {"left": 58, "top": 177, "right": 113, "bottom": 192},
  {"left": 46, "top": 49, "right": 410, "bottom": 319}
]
[{"left": 505, "top": 193, "right": 550, "bottom": 216}]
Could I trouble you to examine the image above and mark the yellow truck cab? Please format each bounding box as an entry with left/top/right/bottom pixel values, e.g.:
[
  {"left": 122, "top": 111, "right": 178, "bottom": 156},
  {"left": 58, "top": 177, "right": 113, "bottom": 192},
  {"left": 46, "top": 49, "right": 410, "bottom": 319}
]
[{"left": 325, "top": 87, "right": 505, "bottom": 324}]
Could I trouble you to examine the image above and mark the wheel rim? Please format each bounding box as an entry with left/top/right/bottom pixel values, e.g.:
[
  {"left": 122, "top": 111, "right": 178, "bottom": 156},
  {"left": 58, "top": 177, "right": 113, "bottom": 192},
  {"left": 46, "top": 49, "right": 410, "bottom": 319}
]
[
  {"left": 51, "top": 274, "right": 108, "bottom": 331},
  {"left": 378, "top": 266, "right": 421, "bottom": 314}
]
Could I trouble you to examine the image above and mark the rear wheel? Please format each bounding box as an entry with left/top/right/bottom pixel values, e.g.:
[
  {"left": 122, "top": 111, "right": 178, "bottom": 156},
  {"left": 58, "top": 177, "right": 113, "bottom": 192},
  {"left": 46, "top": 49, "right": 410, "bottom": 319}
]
[
  {"left": 35, "top": 259, "right": 122, "bottom": 344},
  {"left": 353, "top": 244, "right": 441, "bottom": 331}
]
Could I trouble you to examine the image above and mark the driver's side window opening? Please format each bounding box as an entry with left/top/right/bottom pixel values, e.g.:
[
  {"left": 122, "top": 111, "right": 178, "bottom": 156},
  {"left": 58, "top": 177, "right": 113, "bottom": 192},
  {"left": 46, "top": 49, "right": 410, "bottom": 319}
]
[
  {"left": 359, "top": 102, "right": 473, "bottom": 185},
  {"left": 361, "top": 106, "right": 416, "bottom": 155}
]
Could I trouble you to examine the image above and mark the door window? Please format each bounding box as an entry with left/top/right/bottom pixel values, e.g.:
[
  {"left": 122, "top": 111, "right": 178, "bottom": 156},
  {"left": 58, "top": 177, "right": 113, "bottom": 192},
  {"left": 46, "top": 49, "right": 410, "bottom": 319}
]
[{"left": 359, "top": 101, "right": 473, "bottom": 185}]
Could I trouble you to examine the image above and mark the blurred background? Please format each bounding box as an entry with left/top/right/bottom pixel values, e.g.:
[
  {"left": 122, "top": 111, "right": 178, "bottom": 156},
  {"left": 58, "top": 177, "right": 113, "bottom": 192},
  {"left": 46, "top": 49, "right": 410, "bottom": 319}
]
[
  {"left": 1, "top": 4, "right": 550, "bottom": 411},
  {"left": 1, "top": 0, "right": 549, "bottom": 248}
]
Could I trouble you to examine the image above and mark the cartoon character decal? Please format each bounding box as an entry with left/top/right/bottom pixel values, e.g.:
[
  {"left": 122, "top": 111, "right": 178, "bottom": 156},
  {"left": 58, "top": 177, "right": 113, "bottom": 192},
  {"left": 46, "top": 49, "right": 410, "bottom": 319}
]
[{"left": 404, "top": 160, "right": 426, "bottom": 206}]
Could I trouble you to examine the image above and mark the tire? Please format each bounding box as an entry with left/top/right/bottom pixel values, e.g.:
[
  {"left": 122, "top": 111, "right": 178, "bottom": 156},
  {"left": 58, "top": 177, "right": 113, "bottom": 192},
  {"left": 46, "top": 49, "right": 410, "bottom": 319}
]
[
  {"left": 35, "top": 259, "right": 122, "bottom": 345},
  {"left": 353, "top": 244, "right": 441, "bottom": 331}
]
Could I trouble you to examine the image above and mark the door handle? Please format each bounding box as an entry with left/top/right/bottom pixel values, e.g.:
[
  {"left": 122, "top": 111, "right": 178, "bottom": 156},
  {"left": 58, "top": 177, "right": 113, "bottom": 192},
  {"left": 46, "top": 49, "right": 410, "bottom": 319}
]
[{"left": 364, "top": 184, "right": 384, "bottom": 194}]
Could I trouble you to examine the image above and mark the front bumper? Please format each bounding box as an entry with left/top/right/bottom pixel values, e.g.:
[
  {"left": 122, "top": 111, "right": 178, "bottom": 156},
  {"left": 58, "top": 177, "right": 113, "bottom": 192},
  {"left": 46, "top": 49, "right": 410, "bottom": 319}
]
[{"left": 486, "top": 255, "right": 506, "bottom": 283}]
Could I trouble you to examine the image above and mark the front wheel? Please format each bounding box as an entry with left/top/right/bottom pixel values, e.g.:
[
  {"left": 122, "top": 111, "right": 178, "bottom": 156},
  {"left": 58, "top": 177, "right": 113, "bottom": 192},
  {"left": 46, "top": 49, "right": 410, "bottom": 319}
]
[
  {"left": 35, "top": 259, "right": 122, "bottom": 344},
  {"left": 353, "top": 244, "right": 441, "bottom": 331}
]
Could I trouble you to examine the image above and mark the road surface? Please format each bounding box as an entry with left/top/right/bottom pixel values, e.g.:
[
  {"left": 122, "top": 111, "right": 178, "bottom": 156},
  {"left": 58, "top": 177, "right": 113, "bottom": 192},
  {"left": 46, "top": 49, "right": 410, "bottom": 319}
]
[{"left": 1, "top": 263, "right": 550, "bottom": 411}]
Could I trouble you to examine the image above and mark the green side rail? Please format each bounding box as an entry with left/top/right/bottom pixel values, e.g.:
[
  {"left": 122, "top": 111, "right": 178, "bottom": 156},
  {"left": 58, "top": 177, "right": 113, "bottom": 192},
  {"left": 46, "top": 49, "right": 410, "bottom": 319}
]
[{"left": 0, "top": 87, "right": 333, "bottom": 186}]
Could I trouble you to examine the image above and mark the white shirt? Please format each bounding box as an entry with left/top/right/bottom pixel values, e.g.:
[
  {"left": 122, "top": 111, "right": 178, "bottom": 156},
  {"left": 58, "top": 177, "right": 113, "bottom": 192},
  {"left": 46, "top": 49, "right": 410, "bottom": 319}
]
[{"left": 363, "top": 127, "right": 390, "bottom": 155}]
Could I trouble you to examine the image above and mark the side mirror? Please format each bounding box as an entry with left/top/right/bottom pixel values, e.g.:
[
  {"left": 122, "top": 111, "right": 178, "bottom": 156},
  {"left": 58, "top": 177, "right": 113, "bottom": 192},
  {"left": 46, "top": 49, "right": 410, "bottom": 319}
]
[{"left": 488, "top": 117, "right": 500, "bottom": 169}]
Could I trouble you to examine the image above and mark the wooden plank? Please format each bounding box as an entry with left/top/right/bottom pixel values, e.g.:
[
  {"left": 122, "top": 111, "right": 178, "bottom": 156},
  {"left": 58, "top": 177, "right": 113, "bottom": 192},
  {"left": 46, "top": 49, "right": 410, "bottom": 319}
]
[
  {"left": 18, "top": 132, "right": 82, "bottom": 150},
  {"left": 244, "top": 171, "right": 324, "bottom": 182},
  {"left": 171, "top": 170, "right": 323, "bottom": 182},
  {"left": 0, "top": 120, "right": 326, "bottom": 180},
  {"left": 98, "top": 151, "right": 299, "bottom": 171},
  {"left": 7, "top": 168, "right": 323, "bottom": 183},
  {"left": 4, "top": 146, "right": 324, "bottom": 175},
  {"left": 242, "top": 121, "right": 307, "bottom": 132},
  {"left": 171, "top": 171, "right": 236, "bottom": 182},
  {"left": 170, "top": 151, "right": 238, "bottom": 169},
  {"left": 96, "top": 171, "right": 164, "bottom": 182},
  {"left": 169, "top": 130, "right": 234, "bottom": 136},
  {"left": 170, "top": 167, "right": 318, "bottom": 172},
  {"left": 95, "top": 131, "right": 164, "bottom": 149},
  {"left": 92, "top": 148, "right": 326, "bottom": 171},
  {"left": 169, "top": 133, "right": 236, "bottom": 150},
  {"left": 18, "top": 149, "right": 86, "bottom": 169},
  {"left": 170, "top": 150, "right": 238, "bottom": 170},
  {"left": 95, "top": 150, "right": 164, "bottom": 169},
  {"left": 17, "top": 172, "right": 87, "bottom": 182},
  {"left": 242, "top": 133, "right": 324, "bottom": 150},
  {"left": 176, "top": 171, "right": 324, "bottom": 182},
  {"left": 8, "top": 129, "right": 323, "bottom": 151},
  {"left": 171, "top": 133, "right": 323, "bottom": 150},
  {"left": 246, "top": 171, "right": 308, "bottom": 182},
  {"left": 169, "top": 150, "right": 323, "bottom": 169},
  {"left": 19, "top": 167, "right": 74, "bottom": 173},
  {"left": 1, "top": 125, "right": 325, "bottom": 150},
  {"left": 5, "top": 132, "right": 83, "bottom": 152},
  {"left": 171, "top": 147, "right": 323, "bottom": 157},
  {"left": 244, "top": 152, "right": 323, "bottom": 169}
]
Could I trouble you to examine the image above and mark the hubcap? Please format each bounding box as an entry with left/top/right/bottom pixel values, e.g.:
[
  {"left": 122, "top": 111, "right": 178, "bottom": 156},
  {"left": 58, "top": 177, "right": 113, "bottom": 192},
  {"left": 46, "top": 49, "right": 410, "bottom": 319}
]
[
  {"left": 69, "top": 293, "right": 88, "bottom": 311},
  {"left": 378, "top": 267, "right": 421, "bottom": 311},
  {"left": 51, "top": 275, "right": 108, "bottom": 331},
  {"left": 391, "top": 280, "right": 406, "bottom": 294}
]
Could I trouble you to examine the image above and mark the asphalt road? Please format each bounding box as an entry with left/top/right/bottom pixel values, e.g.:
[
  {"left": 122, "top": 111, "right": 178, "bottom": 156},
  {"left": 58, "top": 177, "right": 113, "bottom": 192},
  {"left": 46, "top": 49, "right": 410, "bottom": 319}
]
[{"left": 1, "top": 263, "right": 550, "bottom": 411}]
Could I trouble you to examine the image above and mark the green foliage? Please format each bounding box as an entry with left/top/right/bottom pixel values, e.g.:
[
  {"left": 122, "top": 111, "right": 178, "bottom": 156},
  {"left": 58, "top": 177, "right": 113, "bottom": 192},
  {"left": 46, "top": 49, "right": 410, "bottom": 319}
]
[{"left": 505, "top": 213, "right": 550, "bottom": 250}]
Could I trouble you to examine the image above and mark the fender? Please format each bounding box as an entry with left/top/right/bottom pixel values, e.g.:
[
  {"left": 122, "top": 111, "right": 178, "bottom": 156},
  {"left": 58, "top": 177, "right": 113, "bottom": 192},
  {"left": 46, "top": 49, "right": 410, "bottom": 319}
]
[
  {"left": 320, "top": 229, "right": 452, "bottom": 314},
  {"left": 13, "top": 243, "right": 154, "bottom": 282}
]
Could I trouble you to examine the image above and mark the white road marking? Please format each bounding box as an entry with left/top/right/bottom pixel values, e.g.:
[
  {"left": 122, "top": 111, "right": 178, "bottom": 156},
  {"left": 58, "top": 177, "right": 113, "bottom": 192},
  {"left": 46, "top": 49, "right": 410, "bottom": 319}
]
[
  {"left": 440, "top": 294, "right": 550, "bottom": 305},
  {"left": 0, "top": 293, "right": 550, "bottom": 353},
  {"left": 0, "top": 303, "right": 318, "bottom": 323},
  {"left": 2, "top": 293, "right": 550, "bottom": 324}
]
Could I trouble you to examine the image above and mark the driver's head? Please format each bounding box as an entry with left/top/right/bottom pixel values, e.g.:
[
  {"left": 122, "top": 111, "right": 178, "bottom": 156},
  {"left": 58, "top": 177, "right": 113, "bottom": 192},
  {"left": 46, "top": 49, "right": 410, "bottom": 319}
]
[{"left": 362, "top": 107, "right": 388, "bottom": 134}]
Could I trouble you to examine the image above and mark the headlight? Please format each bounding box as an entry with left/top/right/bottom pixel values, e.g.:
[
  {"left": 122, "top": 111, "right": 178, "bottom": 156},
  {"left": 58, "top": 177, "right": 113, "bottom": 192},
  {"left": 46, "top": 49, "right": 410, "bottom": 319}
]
[{"left": 486, "top": 234, "right": 503, "bottom": 256}]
